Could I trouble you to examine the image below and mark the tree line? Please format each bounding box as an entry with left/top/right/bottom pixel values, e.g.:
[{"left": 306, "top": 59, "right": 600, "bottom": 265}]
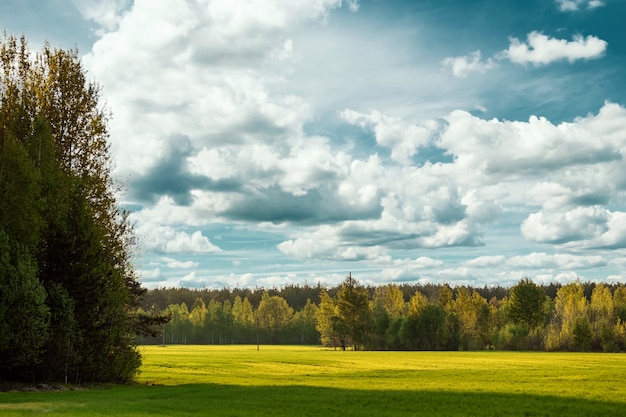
[
  {"left": 138, "top": 275, "right": 626, "bottom": 352},
  {"left": 0, "top": 34, "right": 164, "bottom": 384}
]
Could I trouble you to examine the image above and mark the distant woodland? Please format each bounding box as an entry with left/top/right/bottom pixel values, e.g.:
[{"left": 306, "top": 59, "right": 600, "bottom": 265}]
[{"left": 139, "top": 276, "right": 626, "bottom": 352}]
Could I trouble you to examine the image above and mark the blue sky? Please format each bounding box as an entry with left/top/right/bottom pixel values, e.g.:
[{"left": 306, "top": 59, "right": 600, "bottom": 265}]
[{"left": 4, "top": 0, "right": 626, "bottom": 289}]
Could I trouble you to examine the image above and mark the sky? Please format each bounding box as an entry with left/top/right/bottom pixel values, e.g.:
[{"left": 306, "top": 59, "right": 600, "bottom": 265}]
[{"left": 3, "top": 0, "right": 626, "bottom": 290}]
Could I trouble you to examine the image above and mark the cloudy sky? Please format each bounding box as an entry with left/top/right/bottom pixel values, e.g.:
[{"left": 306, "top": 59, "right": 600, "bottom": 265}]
[{"left": 4, "top": 0, "right": 626, "bottom": 289}]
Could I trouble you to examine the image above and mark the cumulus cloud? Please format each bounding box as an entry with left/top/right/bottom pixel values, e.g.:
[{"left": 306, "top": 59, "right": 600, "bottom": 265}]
[
  {"left": 579, "top": 211, "right": 626, "bottom": 249},
  {"left": 521, "top": 206, "right": 610, "bottom": 244},
  {"left": 139, "top": 267, "right": 164, "bottom": 282},
  {"left": 340, "top": 109, "right": 436, "bottom": 164},
  {"left": 464, "top": 255, "right": 506, "bottom": 267},
  {"left": 162, "top": 258, "right": 199, "bottom": 269},
  {"left": 73, "top": 0, "right": 625, "bottom": 288},
  {"left": 441, "top": 50, "right": 496, "bottom": 78},
  {"left": 83, "top": 0, "right": 345, "bottom": 180},
  {"left": 506, "top": 252, "right": 606, "bottom": 269},
  {"left": 278, "top": 102, "right": 626, "bottom": 261},
  {"left": 70, "top": 0, "right": 131, "bottom": 32},
  {"left": 137, "top": 225, "right": 222, "bottom": 254},
  {"left": 504, "top": 31, "right": 607, "bottom": 65},
  {"left": 379, "top": 256, "right": 444, "bottom": 282},
  {"left": 439, "top": 102, "right": 625, "bottom": 180}
]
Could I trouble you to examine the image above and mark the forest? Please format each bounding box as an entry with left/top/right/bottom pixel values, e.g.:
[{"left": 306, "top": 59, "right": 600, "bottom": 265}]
[
  {"left": 0, "top": 35, "right": 164, "bottom": 384},
  {"left": 138, "top": 275, "right": 626, "bottom": 352}
]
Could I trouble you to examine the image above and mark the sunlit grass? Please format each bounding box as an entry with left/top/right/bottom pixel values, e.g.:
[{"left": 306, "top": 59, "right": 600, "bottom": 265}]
[
  {"left": 1, "top": 345, "right": 625, "bottom": 416},
  {"left": 137, "top": 345, "right": 625, "bottom": 401}
]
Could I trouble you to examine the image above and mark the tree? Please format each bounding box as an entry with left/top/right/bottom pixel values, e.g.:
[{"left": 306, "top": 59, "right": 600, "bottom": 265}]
[
  {"left": 589, "top": 283, "right": 615, "bottom": 351},
  {"left": 335, "top": 274, "right": 371, "bottom": 350},
  {"left": 508, "top": 278, "right": 549, "bottom": 329},
  {"left": 415, "top": 304, "right": 446, "bottom": 350},
  {"left": 290, "top": 299, "right": 319, "bottom": 344},
  {"left": 546, "top": 282, "right": 589, "bottom": 351},
  {"left": 316, "top": 289, "right": 345, "bottom": 349},
  {"left": 452, "top": 287, "right": 487, "bottom": 350},
  {"left": 189, "top": 298, "right": 208, "bottom": 344},
  {"left": 371, "top": 285, "right": 405, "bottom": 349},
  {"left": 0, "top": 33, "right": 150, "bottom": 382},
  {"left": 257, "top": 292, "right": 294, "bottom": 343},
  {"left": 407, "top": 290, "right": 428, "bottom": 317},
  {"left": 232, "top": 296, "right": 255, "bottom": 343},
  {"left": 373, "top": 284, "right": 405, "bottom": 319},
  {"left": 0, "top": 231, "right": 50, "bottom": 379},
  {"left": 614, "top": 286, "right": 626, "bottom": 321}
]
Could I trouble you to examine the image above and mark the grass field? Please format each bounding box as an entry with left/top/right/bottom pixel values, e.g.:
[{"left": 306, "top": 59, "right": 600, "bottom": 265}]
[{"left": 1, "top": 345, "right": 625, "bottom": 416}]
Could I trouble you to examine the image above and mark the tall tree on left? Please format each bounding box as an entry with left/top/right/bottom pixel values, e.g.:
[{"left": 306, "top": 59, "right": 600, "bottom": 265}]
[{"left": 0, "top": 34, "right": 158, "bottom": 383}]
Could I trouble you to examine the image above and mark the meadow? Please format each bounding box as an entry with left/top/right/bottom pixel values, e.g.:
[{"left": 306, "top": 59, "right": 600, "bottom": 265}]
[{"left": 1, "top": 345, "right": 625, "bottom": 416}]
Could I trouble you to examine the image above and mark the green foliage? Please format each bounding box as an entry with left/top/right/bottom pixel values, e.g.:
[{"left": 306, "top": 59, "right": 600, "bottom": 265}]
[
  {"left": 0, "top": 231, "right": 50, "bottom": 377},
  {"left": 290, "top": 298, "right": 319, "bottom": 345},
  {"left": 139, "top": 279, "right": 626, "bottom": 356},
  {"left": 316, "top": 289, "right": 345, "bottom": 349},
  {"left": 572, "top": 317, "right": 592, "bottom": 352},
  {"left": 508, "top": 278, "right": 548, "bottom": 328},
  {"left": 335, "top": 275, "right": 372, "bottom": 350},
  {"left": 0, "top": 33, "right": 146, "bottom": 383},
  {"left": 257, "top": 292, "right": 294, "bottom": 343}
]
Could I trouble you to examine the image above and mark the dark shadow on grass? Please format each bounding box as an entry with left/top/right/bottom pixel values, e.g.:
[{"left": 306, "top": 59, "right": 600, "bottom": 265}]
[{"left": 2, "top": 383, "right": 623, "bottom": 417}]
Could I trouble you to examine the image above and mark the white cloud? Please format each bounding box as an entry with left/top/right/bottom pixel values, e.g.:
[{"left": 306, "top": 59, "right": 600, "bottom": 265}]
[
  {"left": 582, "top": 211, "right": 626, "bottom": 249},
  {"left": 277, "top": 225, "right": 340, "bottom": 259},
  {"left": 139, "top": 267, "right": 163, "bottom": 282},
  {"left": 404, "top": 256, "right": 445, "bottom": 269},
  {"left": 137, "top": 225, "right": 222, "bottom": 254},
  {"left": 521, "top": 206, "right": 610, "bottom": 244},
  {"left": 441, "top": 50, "right": 496, "bottom": 78},
  {"left": 164, "top": 231, "right": 222, "bottom": 253},
  {"left": 506, "top": 252, "right": 606, "bottom": 269},
  {"left": 379, "top": 256, "right": 441, "bottom": 281},
  {"left": 439, "top": 102, "right": 626, "bottom": 182},
  {"left": 607, "top": 275, "right": 625, "bottom": 281},
  {"left": 71, "top": 0, "right": 625, "bottom": 288},
  {"left": 588, "top": 0, "right": 605, "bottom": 8},
  {"left": 70, "top": 0, "right": 131, "bottom": 32},
  {"left": 340, "top": 109, "right": 435, "bottom": 165},
  {"left": 504, "top": 31, "right": 607, "bottom": 65},
  {"left": 83, "top": 0, "right": 347, "bottom": 180},
  {"left": 555, "top": 0, "right": 604, "bottom": 11},
  {"left": 162, "top": 258, "right": 199, "bottom": 269},
  {"left": 345, "top": 0, "right": 360, "bottom": 12},
  {"left": 464, "top": 255, "right": 506, "bottom": 267}
]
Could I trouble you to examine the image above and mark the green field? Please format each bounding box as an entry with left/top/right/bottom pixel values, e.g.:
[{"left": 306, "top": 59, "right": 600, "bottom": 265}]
[{"left": 1, "top": 345, "right": 625, "bottom": 416}]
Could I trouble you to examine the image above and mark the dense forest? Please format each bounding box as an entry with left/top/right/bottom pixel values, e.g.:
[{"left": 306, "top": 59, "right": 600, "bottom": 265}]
[
  {"left": 138, "top": 276, "right": 626, "bottom": 352},
  {"left": 0, "top": 35, "right": 164, "bottom": 384}
]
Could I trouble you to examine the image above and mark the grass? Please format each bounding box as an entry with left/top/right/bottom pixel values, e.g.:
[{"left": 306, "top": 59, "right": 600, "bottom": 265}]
[{"left": 1, "top": 345, "right": 625, "bottom": 416}]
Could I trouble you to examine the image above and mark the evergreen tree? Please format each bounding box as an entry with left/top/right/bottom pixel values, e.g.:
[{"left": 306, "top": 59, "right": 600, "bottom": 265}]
[
  {"left": 0, "top": 33, "right": 154, "bottom": 382},
  {"left": 0, "top": 231, "right": 50, "bottom": 379},
  {"left": 508, "top": 278, "right": 549, "bottom": 329}
]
